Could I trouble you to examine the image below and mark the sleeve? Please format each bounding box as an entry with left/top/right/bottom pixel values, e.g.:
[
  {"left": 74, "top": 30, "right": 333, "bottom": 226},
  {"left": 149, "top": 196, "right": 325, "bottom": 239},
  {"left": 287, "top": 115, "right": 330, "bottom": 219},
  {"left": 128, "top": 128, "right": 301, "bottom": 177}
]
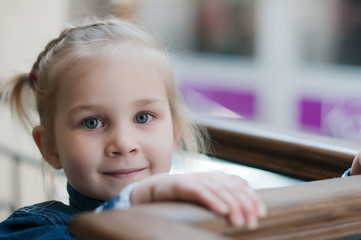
[
  {"left": 95, "top": 182, "right": 139, "bottom": 213},
  {"left": 342, "top": 168, "right": 352, "bottom": 177},
  {"left": 0, "top": 211, "right": 75, "bottom": 240}
]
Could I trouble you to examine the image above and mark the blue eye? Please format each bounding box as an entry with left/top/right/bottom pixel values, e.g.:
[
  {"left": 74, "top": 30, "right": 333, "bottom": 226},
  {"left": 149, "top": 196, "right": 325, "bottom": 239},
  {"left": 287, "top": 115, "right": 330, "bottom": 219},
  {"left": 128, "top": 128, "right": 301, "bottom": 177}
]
[
  {"left": 82, "top": 118, "right": 104, "bottom": 129},
  {"left": 135, "top": 113, "right": 153, "bottom": 124}
]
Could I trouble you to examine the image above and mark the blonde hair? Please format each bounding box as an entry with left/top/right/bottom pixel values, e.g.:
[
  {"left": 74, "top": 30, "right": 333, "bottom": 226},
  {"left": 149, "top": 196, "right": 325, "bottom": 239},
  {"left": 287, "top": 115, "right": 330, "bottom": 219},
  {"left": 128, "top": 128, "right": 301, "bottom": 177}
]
[{"left": 7, "top": 17, "right": 208, "bottom": 156}]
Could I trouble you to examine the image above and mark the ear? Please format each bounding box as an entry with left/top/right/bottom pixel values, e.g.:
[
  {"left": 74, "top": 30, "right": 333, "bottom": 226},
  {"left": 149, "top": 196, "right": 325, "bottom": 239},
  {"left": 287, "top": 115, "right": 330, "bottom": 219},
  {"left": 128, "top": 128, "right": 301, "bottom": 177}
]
[{"left": 32, "top": 125, "right": 62, "bottom": 169}]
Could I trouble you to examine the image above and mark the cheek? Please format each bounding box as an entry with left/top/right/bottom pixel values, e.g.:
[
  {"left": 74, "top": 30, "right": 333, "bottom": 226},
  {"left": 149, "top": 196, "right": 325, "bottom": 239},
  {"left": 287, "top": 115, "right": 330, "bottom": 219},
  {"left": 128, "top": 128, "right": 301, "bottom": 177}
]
[
  {"left": 59, "top": 143, "right": 93, "bottom": 177},
  {"left": 159, "top": 147, "right": 174, "bottom": 171},
  {"left": 59, "top": 146, "right": 99, "bottom": 194},
  {"left": 56, "top": 133, "right": 99, "bottom": 180},
  {"left": 148, "top": 127, "right": 175, "bottom": 173}
]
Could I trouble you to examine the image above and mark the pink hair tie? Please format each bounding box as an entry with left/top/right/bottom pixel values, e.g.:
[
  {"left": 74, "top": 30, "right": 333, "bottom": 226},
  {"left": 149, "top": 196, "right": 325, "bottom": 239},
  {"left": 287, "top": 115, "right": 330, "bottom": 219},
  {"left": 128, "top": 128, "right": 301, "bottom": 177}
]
[{"left": 28, "top": 70, "right": 36, "bottom": 82}]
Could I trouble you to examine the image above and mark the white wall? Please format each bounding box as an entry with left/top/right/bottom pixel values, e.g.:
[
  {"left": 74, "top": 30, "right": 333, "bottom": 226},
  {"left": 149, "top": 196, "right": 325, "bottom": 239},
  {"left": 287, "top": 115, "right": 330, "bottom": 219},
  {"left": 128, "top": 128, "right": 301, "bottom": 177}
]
[{"left": 0, "top": 0, "right": 70, "bottom": 220}]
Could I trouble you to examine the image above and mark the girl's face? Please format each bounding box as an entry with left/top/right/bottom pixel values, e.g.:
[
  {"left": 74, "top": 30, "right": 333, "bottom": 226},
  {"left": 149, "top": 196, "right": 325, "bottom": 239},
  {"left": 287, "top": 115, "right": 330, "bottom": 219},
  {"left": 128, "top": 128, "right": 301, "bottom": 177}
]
[{"left": 51, "top": 49, "right": 177, "bottom": 201}]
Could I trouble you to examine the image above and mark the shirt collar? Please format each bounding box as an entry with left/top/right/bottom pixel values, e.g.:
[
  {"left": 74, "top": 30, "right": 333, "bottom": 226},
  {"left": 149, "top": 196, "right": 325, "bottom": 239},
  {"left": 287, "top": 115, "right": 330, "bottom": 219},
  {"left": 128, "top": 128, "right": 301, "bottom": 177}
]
[{"left": 67, "top": 182, "right": 104, "bottom": 212}]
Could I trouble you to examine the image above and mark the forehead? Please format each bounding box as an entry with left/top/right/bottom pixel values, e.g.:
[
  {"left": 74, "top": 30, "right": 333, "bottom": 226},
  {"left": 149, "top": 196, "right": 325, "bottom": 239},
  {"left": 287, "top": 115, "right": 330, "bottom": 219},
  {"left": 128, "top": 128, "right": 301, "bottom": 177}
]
[
  {"left": 63, "top": 45, "right": 171, "bottom": 86},
  {"left": 56, "top": 47, "right": 171, "bottom": 108}
]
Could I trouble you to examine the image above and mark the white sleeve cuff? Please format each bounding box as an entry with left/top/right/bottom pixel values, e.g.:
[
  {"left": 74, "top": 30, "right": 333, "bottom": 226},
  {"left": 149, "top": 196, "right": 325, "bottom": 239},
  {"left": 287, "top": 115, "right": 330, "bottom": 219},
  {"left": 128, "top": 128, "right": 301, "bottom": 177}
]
[
  {"left": 94, "top": 182, "right": 139, "bottom": 213},
  {"left": 342, "top": 168, "right": 352, "bottom": 177}
]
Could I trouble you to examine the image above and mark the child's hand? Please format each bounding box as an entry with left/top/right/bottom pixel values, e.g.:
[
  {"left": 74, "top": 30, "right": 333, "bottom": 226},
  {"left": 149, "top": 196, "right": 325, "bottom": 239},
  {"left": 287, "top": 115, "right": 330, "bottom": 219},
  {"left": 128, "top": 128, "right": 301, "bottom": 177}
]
[
  {"left": 131, "top": 172, "right": 267, "bottom": 229},
  {"left": 351, "top": 151, "right": 361, "bottom": 175}
]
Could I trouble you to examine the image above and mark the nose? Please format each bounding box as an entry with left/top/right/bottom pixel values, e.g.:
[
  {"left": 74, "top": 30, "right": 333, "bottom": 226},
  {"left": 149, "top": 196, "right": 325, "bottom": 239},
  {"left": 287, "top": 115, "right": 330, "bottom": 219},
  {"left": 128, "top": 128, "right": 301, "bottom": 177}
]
[{"left": 105, "top": 126, "right": 138, "bottom": 157}]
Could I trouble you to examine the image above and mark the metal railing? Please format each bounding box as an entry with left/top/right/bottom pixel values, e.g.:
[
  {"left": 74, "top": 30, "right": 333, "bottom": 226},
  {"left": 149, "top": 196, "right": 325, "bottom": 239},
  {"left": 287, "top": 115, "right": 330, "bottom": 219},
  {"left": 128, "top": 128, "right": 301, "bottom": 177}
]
[
  {"left": 0, "top": 144, "right": 65, "bottom": 216},
  {"left": 0, "top": 145, "right": 42, "bottom": 213}
]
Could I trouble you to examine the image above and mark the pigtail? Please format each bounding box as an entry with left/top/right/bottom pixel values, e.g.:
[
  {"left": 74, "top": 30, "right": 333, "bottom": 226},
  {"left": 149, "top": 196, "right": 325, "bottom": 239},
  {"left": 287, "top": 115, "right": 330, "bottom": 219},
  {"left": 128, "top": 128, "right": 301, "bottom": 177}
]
[{"left": 8, "top": 73, "right": 36, "bottom": 130}]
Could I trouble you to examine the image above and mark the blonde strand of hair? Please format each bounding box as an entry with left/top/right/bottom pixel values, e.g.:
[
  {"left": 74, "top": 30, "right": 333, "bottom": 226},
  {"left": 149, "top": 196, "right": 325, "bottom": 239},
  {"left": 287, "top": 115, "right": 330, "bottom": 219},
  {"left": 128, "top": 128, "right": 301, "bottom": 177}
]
[{"left": 8, "top": 73, "right": 35, "bottom": 130}]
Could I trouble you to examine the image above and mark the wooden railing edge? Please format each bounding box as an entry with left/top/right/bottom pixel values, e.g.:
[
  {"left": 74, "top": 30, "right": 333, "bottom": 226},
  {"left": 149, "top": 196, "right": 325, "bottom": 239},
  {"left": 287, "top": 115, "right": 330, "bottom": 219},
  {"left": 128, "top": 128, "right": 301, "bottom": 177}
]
[
  {"left": 199, "top": 118, "right": 361, "bottom": 180},
  {"left": 69, "top": 175, "right": 361, "bottom": 240}
]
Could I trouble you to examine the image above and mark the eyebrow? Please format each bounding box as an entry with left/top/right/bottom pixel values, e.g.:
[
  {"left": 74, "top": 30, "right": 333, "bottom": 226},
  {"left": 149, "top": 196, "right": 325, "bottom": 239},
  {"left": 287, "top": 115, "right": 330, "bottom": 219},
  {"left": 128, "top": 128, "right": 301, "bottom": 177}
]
[
  {"left": 133, "top": 98, "right": 167, "bottom": 107},
  {"left": 67, "top": 105, "right": 103, "bottom": 115},
  {"left": 68, "top": 98, "right": 167, "bottom": 115}
]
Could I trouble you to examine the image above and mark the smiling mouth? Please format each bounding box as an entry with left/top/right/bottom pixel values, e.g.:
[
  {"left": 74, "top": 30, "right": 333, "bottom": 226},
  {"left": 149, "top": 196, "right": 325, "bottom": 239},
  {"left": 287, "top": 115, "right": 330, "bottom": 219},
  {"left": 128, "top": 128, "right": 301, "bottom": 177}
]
[{"left": 103, "top": 168, "right": 145, "bottom": 179}]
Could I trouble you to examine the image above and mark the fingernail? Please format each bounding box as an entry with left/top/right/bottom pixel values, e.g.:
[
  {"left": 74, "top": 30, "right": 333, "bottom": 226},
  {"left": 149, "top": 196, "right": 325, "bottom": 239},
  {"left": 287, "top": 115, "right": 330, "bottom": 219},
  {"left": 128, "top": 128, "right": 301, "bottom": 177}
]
[
  {"left": 248, "top": 216, "right": 258, "bottom": 229},
  {"left": 257, "top": 204, "right": 267, "bottom": 217}
]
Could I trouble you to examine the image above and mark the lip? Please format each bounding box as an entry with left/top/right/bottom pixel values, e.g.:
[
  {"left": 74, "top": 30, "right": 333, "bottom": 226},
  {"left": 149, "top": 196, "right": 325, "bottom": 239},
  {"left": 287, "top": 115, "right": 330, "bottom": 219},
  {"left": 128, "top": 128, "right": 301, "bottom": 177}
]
[{"left": 103, "top": 168, "right": 145, "bottom": 179}]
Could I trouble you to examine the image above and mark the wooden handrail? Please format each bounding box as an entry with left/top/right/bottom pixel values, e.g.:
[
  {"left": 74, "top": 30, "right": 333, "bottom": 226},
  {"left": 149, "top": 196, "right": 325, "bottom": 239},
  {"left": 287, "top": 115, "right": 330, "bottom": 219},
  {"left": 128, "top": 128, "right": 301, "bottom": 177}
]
[
  {"left": 69, "top": 175, "right": 361, "bottom": 240},
  {"left": 201, "top": 118, "right": 361, "bottom": 180}
]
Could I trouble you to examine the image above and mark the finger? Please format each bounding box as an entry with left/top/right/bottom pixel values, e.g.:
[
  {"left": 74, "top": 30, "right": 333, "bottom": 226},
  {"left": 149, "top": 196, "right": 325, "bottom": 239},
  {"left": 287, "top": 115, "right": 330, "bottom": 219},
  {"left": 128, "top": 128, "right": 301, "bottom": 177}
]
[
  {"left": 227, "top": 175, "right": 267, "bottom": 217},
  {"left": 223, "top": 182, "right": 258, "bottom": 228},
  {"left": 199, "top": 175, "right": 250, "bottom": 227},
  {"left": 183, "top": 186, "right": 232, "bottom": 215},
  {"left": 240, "top": 187, "right": 267, "bottom": 218},
  {"left": 234, "top": 190, "right": 260, "bottom": 229},
  {"left": 157, "top": 176, "right": 231, "bottom": 215},
  {"left": 228, "top": 174, "right": 249, "bottom": 187},
  {"left": 206, "top": 174, "right": 266, "bottom": 228}
]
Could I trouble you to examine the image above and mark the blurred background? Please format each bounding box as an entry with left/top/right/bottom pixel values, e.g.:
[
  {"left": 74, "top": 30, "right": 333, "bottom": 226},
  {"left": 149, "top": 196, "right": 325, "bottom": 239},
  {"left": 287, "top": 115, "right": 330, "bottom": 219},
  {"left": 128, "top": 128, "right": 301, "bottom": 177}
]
[{"left": 1, "top": 0, "right": 361, "bottom": 220}]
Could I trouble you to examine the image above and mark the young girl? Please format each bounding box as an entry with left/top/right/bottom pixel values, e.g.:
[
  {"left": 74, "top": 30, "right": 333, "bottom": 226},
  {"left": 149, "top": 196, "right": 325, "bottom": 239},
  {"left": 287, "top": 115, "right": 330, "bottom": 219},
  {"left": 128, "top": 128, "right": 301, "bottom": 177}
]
[{"left": 0, "top": 18, "right": 266, "bottom": 239}]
